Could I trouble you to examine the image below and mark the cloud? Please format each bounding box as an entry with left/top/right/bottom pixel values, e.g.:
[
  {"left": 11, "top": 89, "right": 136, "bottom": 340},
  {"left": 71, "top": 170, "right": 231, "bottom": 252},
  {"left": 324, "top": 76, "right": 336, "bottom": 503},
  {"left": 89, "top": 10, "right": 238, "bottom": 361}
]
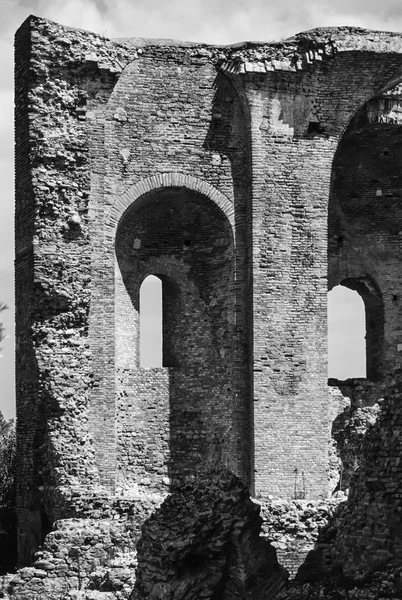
[
  {"left": 0, "top": 91, "right": 13, "bottom": 148},
  {"left": 305, "top": 0, "right": 402, "bottom": 33},
  {"left": 35, "top": 0, "right": 109, "bottom": 33},
  {"left": 9, "top": 0, "right": 402, "bottom": 46},
  {"left": 101, "top": 0, "right": 402, "bottom": 44}
]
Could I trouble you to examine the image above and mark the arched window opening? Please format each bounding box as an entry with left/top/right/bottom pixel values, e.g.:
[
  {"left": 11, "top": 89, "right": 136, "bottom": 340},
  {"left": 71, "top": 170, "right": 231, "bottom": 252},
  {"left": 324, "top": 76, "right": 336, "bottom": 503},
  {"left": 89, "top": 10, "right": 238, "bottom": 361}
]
[
  {"left": 140, "top": 275, "right": 162, "bottom": 368},
  {"left": 328, "top": 285, "right": 366, "bottom": 379}
]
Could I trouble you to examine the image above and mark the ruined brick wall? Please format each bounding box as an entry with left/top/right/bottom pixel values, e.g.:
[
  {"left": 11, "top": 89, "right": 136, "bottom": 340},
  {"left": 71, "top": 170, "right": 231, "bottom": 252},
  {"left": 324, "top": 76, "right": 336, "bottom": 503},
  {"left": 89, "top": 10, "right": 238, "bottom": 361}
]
[
  {"left": 329, "top": 99, "right": 402, "bottom": 380},
  {"left": 14, "top": 16, "right": 125, "bottom": 563},
  {"left": 105, "top": 54, "right": 251, "bottom": 489},
  {"left": 3, "top": 493, "right": 163, "bottom": 599},
  {"left": 330, "top": 376, "right": 402, "bottom": 575},
  {"left": 15, "top": 16, "right": 402, "bottom": 573},
  {"left": 15, "top": 16, "right": 253, "bottom": 564},
  {"left": 226, "top": 34, "right": 402, "bottom": 499}
]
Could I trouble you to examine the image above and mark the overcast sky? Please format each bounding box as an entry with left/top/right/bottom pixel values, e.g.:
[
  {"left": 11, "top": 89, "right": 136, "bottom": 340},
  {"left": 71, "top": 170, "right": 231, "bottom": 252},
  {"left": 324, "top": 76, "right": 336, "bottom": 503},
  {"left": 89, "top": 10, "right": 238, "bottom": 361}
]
[{"left": 1, "top": 0, "right": 395, "bottom": 418}]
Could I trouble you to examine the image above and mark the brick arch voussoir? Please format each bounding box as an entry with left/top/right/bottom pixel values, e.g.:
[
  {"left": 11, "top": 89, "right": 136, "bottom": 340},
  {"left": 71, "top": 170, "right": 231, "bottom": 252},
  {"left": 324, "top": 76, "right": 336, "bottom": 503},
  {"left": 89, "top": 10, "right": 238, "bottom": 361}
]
[{"left": 108, "top": 173, "right": 235, "bottom": 233}]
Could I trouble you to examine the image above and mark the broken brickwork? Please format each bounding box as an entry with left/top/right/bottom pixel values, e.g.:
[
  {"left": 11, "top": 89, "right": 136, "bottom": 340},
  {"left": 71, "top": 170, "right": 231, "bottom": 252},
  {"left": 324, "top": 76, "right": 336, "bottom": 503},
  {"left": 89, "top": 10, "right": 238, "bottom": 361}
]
[
  {"left": 132, "top": 470, "right": 288, "bottom": 600},
  {"left": 14, "top": 14, "right": 402, "bottom": 585}
]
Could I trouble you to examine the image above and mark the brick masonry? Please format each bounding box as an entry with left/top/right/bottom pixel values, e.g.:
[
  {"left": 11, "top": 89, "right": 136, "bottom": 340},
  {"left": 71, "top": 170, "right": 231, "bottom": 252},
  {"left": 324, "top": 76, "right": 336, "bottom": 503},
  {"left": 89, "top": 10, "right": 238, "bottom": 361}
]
[{"left": 14, "top": 15, "right": 402, "bottom": 579}]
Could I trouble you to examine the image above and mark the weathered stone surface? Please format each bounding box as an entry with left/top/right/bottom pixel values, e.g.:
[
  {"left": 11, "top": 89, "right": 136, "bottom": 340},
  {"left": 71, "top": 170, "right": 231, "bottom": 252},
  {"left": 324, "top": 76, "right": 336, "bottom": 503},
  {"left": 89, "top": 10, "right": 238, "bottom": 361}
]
[
  {"left": 276, "top": 373, "right": 402, "bottom": 585},
  {"left": 332, "top": 401, "right": 381, "bottom": 491},
  {"left": 3, "top": 493, "right": 164, "bottom": 599},
  {"left": 131, "top": 470, "right": 288, "bottom": 599},
  {"left": 332, "top": 377, "right": 402, "bottom": 576},
  {"left": 278, "top": 560, "right": 402, "bottom": 600},
  {"left": 258, "top": 495, "right": 345, "bottom": 579},
  {"left": 13, "top": 12, "right": 402, "bottom": 597}
]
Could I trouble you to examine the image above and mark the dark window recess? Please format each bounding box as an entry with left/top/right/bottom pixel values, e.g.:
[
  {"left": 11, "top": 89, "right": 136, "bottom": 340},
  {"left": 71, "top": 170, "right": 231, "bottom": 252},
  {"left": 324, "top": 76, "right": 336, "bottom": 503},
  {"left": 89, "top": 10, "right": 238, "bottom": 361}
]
[{"left": 308, "top": 121, "right": 326, "bottom": 135}]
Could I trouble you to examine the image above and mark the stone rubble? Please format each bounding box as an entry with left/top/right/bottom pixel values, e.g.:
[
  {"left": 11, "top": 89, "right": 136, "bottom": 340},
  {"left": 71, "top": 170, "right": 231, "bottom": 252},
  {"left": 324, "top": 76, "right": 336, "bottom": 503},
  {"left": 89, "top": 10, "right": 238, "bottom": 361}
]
[
  {"left": 258, "top": 494, "right": 346, "bottom": 579},
  {"left": 131, "top": 470, "right": 288, "bottom": 600}
]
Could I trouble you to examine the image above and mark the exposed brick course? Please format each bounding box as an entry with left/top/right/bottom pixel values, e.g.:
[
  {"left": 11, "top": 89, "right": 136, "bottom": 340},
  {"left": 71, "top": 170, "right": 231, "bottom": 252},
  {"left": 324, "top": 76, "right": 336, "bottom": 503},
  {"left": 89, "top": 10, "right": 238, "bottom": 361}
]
[{"left": 14, "top": 14, "right": 402, "bottom": 593}]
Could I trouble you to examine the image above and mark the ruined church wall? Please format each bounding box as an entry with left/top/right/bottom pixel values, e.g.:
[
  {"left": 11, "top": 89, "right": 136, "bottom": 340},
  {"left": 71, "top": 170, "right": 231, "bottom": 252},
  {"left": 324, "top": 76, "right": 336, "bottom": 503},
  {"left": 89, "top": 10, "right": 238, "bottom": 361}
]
[
  {"left": 14, "top": 16, "right": 135, "bottom": 561},
  {"left": 329, "top": 120, "right": 402, "bottom": 380},
  {"left": 244, "top": 66, "right": 335, "bottom": 498},
  {"left": 15, "top": 15, "right": 254, "bottom": 519},
  {"left": 235, "top": 48, "right": 402, "bottom": 499},
  {"left": 333, "top": 377, "right": 402, "bottom": 574},
  {"left": 328, "top": 113, "right": 402, "bottom": 572},
  {"left": 114, "top": 185, "right": 236, "bottom": 490},
  {"left": 90, "top": 52, "right": 253, "bottom": 491},
  {"left": 15, "top": 16, "right": 402, "bottom": 576}
]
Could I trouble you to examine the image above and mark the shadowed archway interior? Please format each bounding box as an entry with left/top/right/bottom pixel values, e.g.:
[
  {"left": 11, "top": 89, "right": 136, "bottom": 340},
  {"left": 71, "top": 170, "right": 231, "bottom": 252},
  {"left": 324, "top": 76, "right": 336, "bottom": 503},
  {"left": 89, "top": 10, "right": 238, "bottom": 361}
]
[{"left": 114, "top": 186, "right": 247, "bottom": 488}]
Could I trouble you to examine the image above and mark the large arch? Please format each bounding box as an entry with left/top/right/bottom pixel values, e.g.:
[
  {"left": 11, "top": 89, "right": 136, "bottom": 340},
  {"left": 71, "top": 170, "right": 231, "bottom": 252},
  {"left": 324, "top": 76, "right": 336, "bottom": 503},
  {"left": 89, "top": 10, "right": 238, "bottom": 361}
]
[
  {"left": 107, "top": 173, "right": 235, "bottom": 234},
  {"left": 88, "top": 48, "right": 252, "bottom": 493},
  {"left": 113, "top": 183, "right": 248, "bottom": 491},
  {"left": 114, "top": 183, "right": 235, "bottom": 367},
  {"left": 328, "top": 84, "right": 402, "bottom": 383}
]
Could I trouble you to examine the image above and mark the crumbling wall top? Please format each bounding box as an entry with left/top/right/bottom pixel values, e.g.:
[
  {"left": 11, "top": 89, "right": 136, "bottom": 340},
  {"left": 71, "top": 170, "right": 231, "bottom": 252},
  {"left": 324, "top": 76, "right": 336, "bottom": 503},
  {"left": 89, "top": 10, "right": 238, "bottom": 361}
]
[{"left": 17, "top": 15, "right": 402, "bottom": 78}]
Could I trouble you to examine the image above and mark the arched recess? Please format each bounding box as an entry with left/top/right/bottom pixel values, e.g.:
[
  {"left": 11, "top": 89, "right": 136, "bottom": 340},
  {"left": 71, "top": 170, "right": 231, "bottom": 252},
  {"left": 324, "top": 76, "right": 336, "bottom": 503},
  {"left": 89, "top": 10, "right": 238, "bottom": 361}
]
[
  {"left": 114, "top": 182, "right": 241, "bottom": 489},
  {"left": 115, "top": 183, "right": 235, "bottom": 369},
  {"left": 108, "top": 172, "right": 235, "bottom": 233},
  {"left": 327, "top": 80, "right": 399, "bottom": 380},
  {"left": 94, "top": 53, "right": 252, "bottom": 493}
]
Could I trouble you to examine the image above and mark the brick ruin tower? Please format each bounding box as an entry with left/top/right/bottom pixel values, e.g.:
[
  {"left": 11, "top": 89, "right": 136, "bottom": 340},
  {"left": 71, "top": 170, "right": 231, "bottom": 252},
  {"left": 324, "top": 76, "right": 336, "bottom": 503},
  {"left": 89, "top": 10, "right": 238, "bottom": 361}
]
[{"left": 15, "top": 16, "right": 402, "bottom": 566}]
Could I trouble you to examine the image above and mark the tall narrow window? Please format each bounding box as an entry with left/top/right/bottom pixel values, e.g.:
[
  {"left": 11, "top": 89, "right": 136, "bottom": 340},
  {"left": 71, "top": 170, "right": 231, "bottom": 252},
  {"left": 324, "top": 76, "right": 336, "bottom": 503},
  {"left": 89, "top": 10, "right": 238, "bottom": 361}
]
[
  {"left": 328, "top": 285, "right": 366, "bottom": 379},
  {"left": 140, "top": 275, "right": 162, "bottom": 368}
]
